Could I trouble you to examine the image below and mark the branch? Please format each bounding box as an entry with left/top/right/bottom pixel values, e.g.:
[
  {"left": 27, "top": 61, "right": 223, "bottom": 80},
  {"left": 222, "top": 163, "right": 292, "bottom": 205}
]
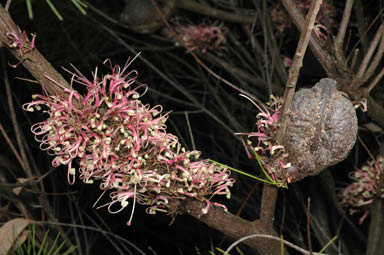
[
  {"left": 0, "top": 5, "right": 71, "bottom": 97},
  {"left": 203, "top": 52, "right": 284, "bottom": 95},
  {"left": 367, "top": 66, "right": 384, "bottom": 93},
  {"left": 224, "top": 233, "right": 331, "bottom": 255},
  {"left": 334, "top": 0, "right": 354, "bottom": 65},
  {"left": 367, "top": 199, "right": 384, "bottom": 255},
  {"left": 353, "top": 0, "right": 369, "bottom": 53},
  {"left": 362, "top": 29, "right": 384, "bottom": 82},
  {"left": 258, "top": 184, "right": 278, "bottom": 227},
  {"left": 354, "top": 22, "right": 384, "bottom": 84},
  {"left": 277, "top": 0, "right": 323, "bottom": 143},
  {"left": 180, "top": 199, "right": 280, "bottom": 255},
  {"left": 365, "top": 93, "right": 384, "bottom": 129},
  {"left": 175, "top": 0, "right": 255, "bottom": 24},
  {"left": 281, "top": 0, "right": 332, "bottom": 75}
]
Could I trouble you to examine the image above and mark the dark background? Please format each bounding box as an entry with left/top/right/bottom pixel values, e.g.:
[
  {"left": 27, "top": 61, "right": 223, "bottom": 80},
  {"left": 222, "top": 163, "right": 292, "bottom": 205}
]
[{"left": 1, "top": 1, "right": 383, "bottom": 254}]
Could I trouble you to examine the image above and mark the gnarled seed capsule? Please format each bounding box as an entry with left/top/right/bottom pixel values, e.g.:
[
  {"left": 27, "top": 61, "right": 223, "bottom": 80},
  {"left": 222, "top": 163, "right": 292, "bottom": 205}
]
[{"left": 281, "top": 78, "right": 357, "bottom": 182}]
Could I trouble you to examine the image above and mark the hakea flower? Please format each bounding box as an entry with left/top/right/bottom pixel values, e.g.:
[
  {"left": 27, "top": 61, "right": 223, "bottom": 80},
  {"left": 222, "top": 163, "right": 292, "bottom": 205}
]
[
  {"left": 4, "top": 22, "right": 36, "bottom": 67},
  {"left": 270, "top": 0, "right": 336, "bottom": 36},
  {"left": 175, "top": 22, "right": 227, "bottom": 53},
  {"left": 23, "top": 54, "right": 234, "bottom": 225},
  {"left": 235, "top": 95, "right": 289, "bottom": 185},
  {"left": 340, "top": 155, "right": 384, "bottom": 223}
]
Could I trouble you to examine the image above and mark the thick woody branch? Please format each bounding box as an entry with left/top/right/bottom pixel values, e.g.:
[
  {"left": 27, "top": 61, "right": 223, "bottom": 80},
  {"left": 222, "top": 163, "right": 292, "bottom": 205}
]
[
  {"left": 180, "top": 199, "right": 280, "bottom": 255},
  {"left": 258, "top": 184, "right": 278, "bottom": 227}
]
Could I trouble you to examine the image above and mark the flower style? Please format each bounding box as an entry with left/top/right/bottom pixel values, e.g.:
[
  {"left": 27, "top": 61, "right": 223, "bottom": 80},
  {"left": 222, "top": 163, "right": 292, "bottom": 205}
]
[
  {"left": 235, "top": 95, "right": 289, "bottom": 186},
  {"left": 5, "top": 25, "right": 36, "bottom": 67},
  {"left": 23, "top": 55, "right": 234, "bottom": 225},
  {"left": 175, "top": 22, "right": 227, "bottom": 53},
  {"left": 340, "top": 155, "right": 384, "bottom": 223}
]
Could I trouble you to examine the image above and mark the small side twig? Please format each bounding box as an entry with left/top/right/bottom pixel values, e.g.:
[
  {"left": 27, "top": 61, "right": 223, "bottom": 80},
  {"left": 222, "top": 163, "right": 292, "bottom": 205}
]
[
  {"left": 281, "top": 0, "right": 331, "bottom": 74},
  {"left": 349, "top": 48, "right": 360, "bottom": 70},
  {"left": 2, "top": 53, "right": 33, "bottom": 179},
  {"left": 224, "top": 233, "right": 331, "bottom": 255},
  {"left": 277, "top": 0, "right": 323, "bottom": 143},
  {"left": 0, "top": 122, "right": 25, "bottom": 171},
  {"left": 236, "top": 182, "right": 259, "bottom": 216},
  {"left": 0, "top": 5, "right": 73, "bottom": 98},
  {"left": 364, "top": 32, "right": 384, "bottom": 81},
  {"left": 353, "top": 22, "right": 384, "bottom": 84},
  {"left": 334, "top": 0, "right": 354, "bottom": 64},
  {"left": 5, "top": 0, "right": 12, "bottom": 11},
  {"left": 307, "top": 197, "right": 313, "bottom": 255},
  {"left": 366, "top": 199, "right": 384, "bottom": 255},
  {"left": 353, "top": 0, "right": 369, "bottom": 53},
  {"left": 367, "top": 66, "right": 384, "bottom": 93},
  {"left": 175, "top": 0, "right": 255, "bottom": 24}
]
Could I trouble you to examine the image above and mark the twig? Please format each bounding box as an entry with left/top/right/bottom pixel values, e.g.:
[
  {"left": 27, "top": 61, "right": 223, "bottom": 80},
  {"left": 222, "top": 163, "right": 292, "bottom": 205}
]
[
  {"left": 357, "top": 136, "right": 376, "bottom": 161},
  {"left": 349, "top": 48, "right": 359, "bottom": 70},
  {"left": 260, "top": 1, "right": 287, "bottom": 85},
  {"left": 224, "top": 233, "right": 331, "bottom": 255},
  {"left": 180, "top": 199, "right": 280, "bottom": 255},
  {"left": 306, "top": 197, "right": 313, "bottom": 255},
  {"left": 5, "top": 0, "right": 12, "bottom": 11},
  {"left": 258, "top": 184, "right": 278, "bottom": 227},
  {"left": 367, "top": 66, "right": 384, "bottom": 93},
  {"left": 346, "top": 9, "right": 384, "bottom": 66},
  {"left": 277, "top": 0, "right": 323, "bottom": 143},
  {"left": 354, "top": 23, "right": 384, "bottom": 83},
  {"left": 364, "top": 32, "right": 384, "bottom": 81},
  {"left": 281, "top": 0, "right": 331, "bottom": 74},
  {"left": 0, "top": 5, "right": 73, "bottom": 98},
  {"left": 366, "top": 199, "right": 384, "bottom": 255},
  {"left": 353, "top": 0, "right": 369, "bottom": 53},
  {"left": 366, "top": 94, "right": 384, "bottom": 129},
  {"left": 335, "top": 0, "right": 354, "bottom": 64},
  {"left": 150, "top": 0, "right": 265, "bottom": 107},
  {"left": 175, "top": 0, "right": 255, "bottom": 24},
  {"left": 2, "top": 53, "right": 33, "bottom": 179},
  {"left": 203, "top": 52, "right": 284, "bottom": 95},
  {"left": 184, "top": 111, "right": 195, "bottom": 151},
  {"left": 0, "top": 122, "right": 25, "bottom": 171},
  {"left": 236, "top": 182, "right": 259, "bottom": 216}
]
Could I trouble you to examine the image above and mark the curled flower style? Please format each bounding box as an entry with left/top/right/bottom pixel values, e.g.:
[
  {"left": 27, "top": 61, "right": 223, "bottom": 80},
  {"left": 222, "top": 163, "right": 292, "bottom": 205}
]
[
  {"left": 235, "top": 95, "right": 289, "bottom": 186},
  {"left": 23, "top": 54, "right": 234, "bottom": 225},
  {"left": 340, "top": 155, "right": 384, "bottom": 223}
]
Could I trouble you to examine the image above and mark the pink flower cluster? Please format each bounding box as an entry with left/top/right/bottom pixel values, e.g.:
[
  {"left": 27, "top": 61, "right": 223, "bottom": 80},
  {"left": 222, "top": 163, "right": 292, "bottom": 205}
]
[
  {"left": 5, "top": 26, "right": 36, "bottom": 67},
  {"left": 341, "top": 155, "right": 384, "bottom": 222},
  {"left": 23, "top": 56, "right": 234, "bottom": 225},
  {"left": 236, "top": 95, "right": 289, "bottom": 185},
  {"left": 270, "top": 0, "right": 336, "bottom": 37},
  {"left": 175, "top": 22, "right": 227, "bottom": 53}
]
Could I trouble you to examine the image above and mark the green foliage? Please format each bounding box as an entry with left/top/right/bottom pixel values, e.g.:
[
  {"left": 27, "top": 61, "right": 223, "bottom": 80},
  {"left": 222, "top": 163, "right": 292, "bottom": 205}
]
[
  {"left": 13, "top": 225, "right": 77, "bottom": 255},
  {"left": 25, "top": 0, "right": 87, "bottom": 20}
]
